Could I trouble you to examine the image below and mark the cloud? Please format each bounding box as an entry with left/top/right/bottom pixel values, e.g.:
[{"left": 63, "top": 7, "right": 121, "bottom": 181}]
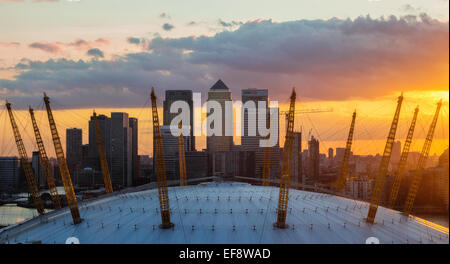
[
  {"left": 218, "top": 19, "right": 243, "bottom": 27},
  {"left": 29, "top": 42, "right": 62, "bottom": 53},
  {"left": 127, "top": 36, "right": 143, "bottom": 45},
  {"left": 159, "top": 12, "right": 171, "bottom": 19},
  {"left": 0, "top": 42, "right": 20, "bottom": 47},
  {"left": 162, "top": 23, "right": 174, "bottom": 31},
  {"left": 25, "top": 38, "right": 109, "bottom": 54},
  {"left": 2, "top": 15, "right": 448, "bottom": 108},
  {"left": 86, "top": 48, "right": 104, "bottom": 58},
  {"left": 68, "top": 38, "right": 110, "bottom": 49},
  {"left": 0, "top": 0, "right": 58, "bottom": 2},
  {"left": 0, "top": 0, "right": 59, "bottom": 4},
  {"left": 401, "top": 4, "right": 424, "bottom": 14}
]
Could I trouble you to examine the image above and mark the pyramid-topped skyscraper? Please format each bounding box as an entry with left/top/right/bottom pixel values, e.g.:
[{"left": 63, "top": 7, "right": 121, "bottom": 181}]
[{"left": 206, "top": 79, "right": 233, "bottom": 153}]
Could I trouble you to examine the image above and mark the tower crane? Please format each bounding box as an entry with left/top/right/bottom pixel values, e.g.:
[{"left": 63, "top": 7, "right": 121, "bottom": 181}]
[
  {"left": 29, "top": 107, "right": 62, "bottom": 209},
  {"left": 275, "top": 87, "right": 296, "bottom": 228},
  {"left": 333, "top": 111, "right": 356, "bottom": 192},
  {"left": 366, "top": 93, "right": 403, "bottom": 224},
  {"left": 262, "top": 107, "right": 332, "bottom": 187},
  {"left": 93, "top": 111, "right": 114, "bottom": 193},
  {"left": 178, "top": 121, "right": 187, "bottom": 186},
  {"left": 279, "top": 108, "right": 333, "bottom": 117},
  {"left": 151, "top": 87, "right": 173, "bottom": 228},
  {"left": 403, "top": 100, "right": 442, "bottom": 215},
  {"left": 387, "top": 106, "right": 419, "bottom": 209},
  {"left": 5, "top": 101, "right": 45, "bottom": 215},
  {"left": 43, "top": 93, "right": 82, "bottom": 224}
]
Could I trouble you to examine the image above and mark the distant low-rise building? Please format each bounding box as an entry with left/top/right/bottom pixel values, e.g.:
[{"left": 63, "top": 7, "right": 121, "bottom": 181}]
[
  {"left": 211, "top": 150, "right": 255, "bottom": 179},
  {"left": 345, "top": 176, "right": 374, "bottom": 201},
  {"left": 0, "top": 157, "right": 21, "bottom": 192}
]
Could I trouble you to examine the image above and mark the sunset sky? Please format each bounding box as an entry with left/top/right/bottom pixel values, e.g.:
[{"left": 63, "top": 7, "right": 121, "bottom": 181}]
[{"left": 0, "top": 0, "right": 448, "bottom": 158}]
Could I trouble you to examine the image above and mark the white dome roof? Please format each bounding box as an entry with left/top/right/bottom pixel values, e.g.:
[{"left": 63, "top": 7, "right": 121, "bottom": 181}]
[{"left": 0, "top": 182, "right": 448, "bottom": 244}]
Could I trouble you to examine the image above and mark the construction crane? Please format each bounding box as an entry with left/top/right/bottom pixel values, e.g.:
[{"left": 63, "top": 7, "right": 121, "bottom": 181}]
[
  {"left": 275, "top": 87, "right": 296, "bottom": 228},
  {"left": 5, "top": 101, "right": 45, "bottom": 215},
  {"left": 403, "top": 100, "right": 442, "bottom": 215},
  {"left": 151, "top": 87, "right": 173, "bottom": 228},
  {"left": 279, "top": 108, "right": 333, "bottom": 117},
  {"left": 333, "top": 111, "right": 356, "bottom": 192},
  {"left": 387, "top": 106, "right": 419, "bottom": 209},
  {"left": 29, "top": 107, "right": 62, "bottom": 209},
  {"left": 93, "top": 111, "right": 114, "bottom": 193},
  {"left": 366, "top": 93, "right": 403, "bottom": 224},
  {"left": 262, "top": 109, "right": 332, "bottom": 186},
  {"left": 43, "top": 93, "right": 82, "bottom": 224},
  {"left": 178, "top": 121, "right": 187, "bottom": 186}
]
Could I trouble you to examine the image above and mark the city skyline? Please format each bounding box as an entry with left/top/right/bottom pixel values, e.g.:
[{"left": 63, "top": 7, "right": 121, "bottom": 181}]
[
  {"left": 0, "top": 1, "right": 448, "bottom": 246},
  {"left": 0, "top": 87, "right": 448, "bottom": 159}
]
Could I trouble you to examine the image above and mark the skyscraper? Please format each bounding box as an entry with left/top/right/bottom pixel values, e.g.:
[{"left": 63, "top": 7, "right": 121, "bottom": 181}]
[
  {"left": 66, "top": 128, "right": 82, "bottom": 177},
  {"left": 335, "top": 147, "right": 346, "bottom": 165},
  {"left": 163, "top": 90, "right": 194, "bottom": 151},
  {"left": 0, "top": 157, "right": 21, "bottom": 192},
  {"left": 157, "top": 125, "right": 190, "bottom": 181},
  {"left": 110, "top": 112, "right": 132, "bottom": 187},
  {"left": 242, "top": 89, "right": 268, "bottom": 177},
  {"left": 206, "top": 79, "right": 233, "bottom": 153},
  {"left": 88, "top": 114, "right": 111, "bottom": 172},
  {"left": 31, "top": 151, "right": 45, "bottom": 188},
  {"left": 129, "top": 117, "right": 139, "bottom": 186},
  {"left": 328, "top": 147, "right": 334, "bottom": 167},
  {"left": 308, "top": 135, "right": 320, "bottom": 182},
  {"left": 88, "top": 113, "right": 138, "bottom": 188},
  {"left": 291, "top": 132, "right": 302, "bottom": 185},
  {"left": 269, "top": 107, "right": 281, "bottom": 179},
  {"left": 391, "top": 140, "right": 401, "bottom": 164}
]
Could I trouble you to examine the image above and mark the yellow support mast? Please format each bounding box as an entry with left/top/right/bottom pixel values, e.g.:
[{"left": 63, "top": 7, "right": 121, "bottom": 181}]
[
  {"left": 275, "top": 87, "right": 296, "bottom": 228},
  {"left": 92, "top": 111, "right": 114, "bottom": 193},
  {"left": 334, "top": 111, "right": 356, "bottom": 192},
  {"left": 178, "top": 121, "right": 187, "bottom": 186},
  {"left": 151, "top": 87, "right": 173, "bottom": 228},
  {"left": 29, "top": 107, "right": 62, "bottom": 209},
  {"left": 403, "top": 100, "right": 442, "bottom": 215},
  {"left": 5, "top": 101, "right": 45, "bottom": 215},
  {"left": 366, "top": 93, "right": 403, "bottom": 224},
  {"left": 387, "top": 106, "right": 419, "bottom": 209},
  {"left": 43, "top": 93, "right": 82, "bottom": 224}
]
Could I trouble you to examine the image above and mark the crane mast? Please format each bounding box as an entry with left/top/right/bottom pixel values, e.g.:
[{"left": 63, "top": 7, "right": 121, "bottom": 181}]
[
  {"left": 93, "top": 112, "right": 114, "bottom": 193},
  {"left": 29, "top": 107, "right": 62, "bottom": 209},
  {"left": 387, "top": 106, "right": 419, "bottom": 209},
  {"left": 5, "top": 101, "right": 45, "bottom": 215},
  {"left": 366, "top": 93, "right": 403, "bottom": 224},
  {"left": 43, "top": 93, "right": 82, "bottom": 224},
  {"left": 178, "top": 121, "right": 187, "bottom": 186},
  {"left": 403, "top": 100, "right": 442, "bottom": 215},
  {"left": 151, "top": 87, "right": 173, "bottom": 228},
  {"left": 275, "top": 87, "right": 296, "bottom": 228},
  {"left": 334, "top": 111, "right": 356, "bottom": 192}
]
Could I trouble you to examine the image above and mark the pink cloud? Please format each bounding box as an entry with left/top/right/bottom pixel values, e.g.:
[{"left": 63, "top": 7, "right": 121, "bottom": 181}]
[
  {"left": 29, "top": 42, "right": 62, "bottom": 53},
  {"left": 0, "top": 42, "right": 20, "bottom": 47}
]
